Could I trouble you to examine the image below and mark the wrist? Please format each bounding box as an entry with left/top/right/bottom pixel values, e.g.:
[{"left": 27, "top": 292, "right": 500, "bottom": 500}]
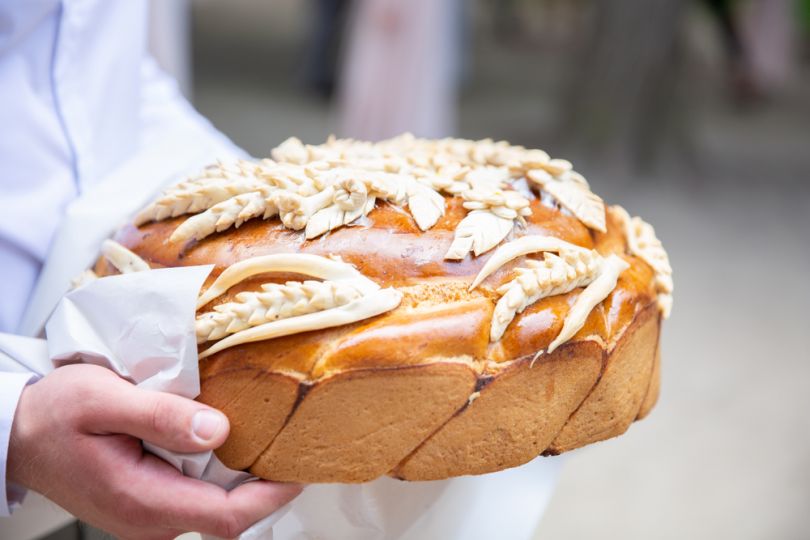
[{"left": 7, "top": 384, "right": 38, "bottom": 490}]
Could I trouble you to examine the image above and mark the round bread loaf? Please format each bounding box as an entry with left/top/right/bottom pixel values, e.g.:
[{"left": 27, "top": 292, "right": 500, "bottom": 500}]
[{"left": 94, "top": 135, "right": 671, "bottom": 482}]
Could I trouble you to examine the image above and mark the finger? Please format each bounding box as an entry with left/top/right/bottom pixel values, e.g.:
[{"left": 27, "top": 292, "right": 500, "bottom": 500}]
[
  {"left": 133, "top": 453, "right": 302, "bottom": 538},
  {"left": 79, "top": 375, "right": 230, "bottom": 453}
]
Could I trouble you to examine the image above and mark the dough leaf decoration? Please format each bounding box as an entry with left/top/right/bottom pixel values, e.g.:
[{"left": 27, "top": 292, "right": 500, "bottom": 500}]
[
  {"left": 527, "top": 169, "right": 606, "bottom": 232},
  {"left": 444, "top": 210, "right": 516, "bottom": 261},
  {"left": 444, "top": 188, "right": 531, "bottom": 260}
]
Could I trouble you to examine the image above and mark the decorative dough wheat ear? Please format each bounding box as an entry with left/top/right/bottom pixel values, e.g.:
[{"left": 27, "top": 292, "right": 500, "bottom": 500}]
[
  {"left": 170, "top": 189, "right": 278, "bottom": 244},
  {"left": 196, "top": 280, "right": 363, "bottom": 343},
  {"left": 546, "top": 254, "right": 629, "bottom": 352},
  {"left": 473, "top": 235, "right": 628, "bottom": 346},
  {"left": 490, "top": 248, "right": 604, "bottom": 341},
  {"left": 134, "top": 161, "right": 264, "bottom": 225},
  {"left": 612, "top": 205, "right": 673, "bottom": 318},
  {"left": 195, "top": 253, "right": 401, "bottom": 357},
  {"left": 198, "top": 287, "right": 402, "bottom": 359}
]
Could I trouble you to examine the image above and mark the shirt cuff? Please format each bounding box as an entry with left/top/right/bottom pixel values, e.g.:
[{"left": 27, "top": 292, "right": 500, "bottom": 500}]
[{"left": 1, "top": 372, "right": 38, "bottom": 517}]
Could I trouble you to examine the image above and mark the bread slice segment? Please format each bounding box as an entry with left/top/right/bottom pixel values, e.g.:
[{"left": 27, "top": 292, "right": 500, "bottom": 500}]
[
  {"left": 636, "top": 341, "right": 661, "bottom": 420},
  {"left": 250, "top": 362, "right": 477, "bottom": 482},
  {"left": 393, "top": 340, "right": 602, "bottom": 480},
  {"left": 197, "top": 366, "right": 301, "bottom": 470},
  {"left": 548, "top": 304, "right": 659, "bottom": 452}
]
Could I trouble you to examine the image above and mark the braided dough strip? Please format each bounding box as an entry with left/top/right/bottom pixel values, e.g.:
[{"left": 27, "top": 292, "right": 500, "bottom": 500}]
[
  {"left": 196, "top": 280, "right": 363, "bottom": 343},
  {"left": 198, "top": 287, "right": 402, "bottom": 359}
]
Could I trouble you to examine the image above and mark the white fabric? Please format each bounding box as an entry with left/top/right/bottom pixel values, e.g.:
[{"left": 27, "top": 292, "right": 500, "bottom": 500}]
[
  {"left": 0, "top": 0, "right": 238, "bottom": 335},
  {"left": 0, "top": 0, "right": 242, "bottom": 518}
]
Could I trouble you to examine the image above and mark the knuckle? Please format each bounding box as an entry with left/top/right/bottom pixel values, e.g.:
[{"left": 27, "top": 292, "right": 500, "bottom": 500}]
[{"left": 147, "top": 397, "right": 177, "bottom": 441}]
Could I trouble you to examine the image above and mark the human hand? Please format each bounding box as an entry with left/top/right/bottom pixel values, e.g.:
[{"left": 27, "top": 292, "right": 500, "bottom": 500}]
[{"left": 7, "top": 364, "right": 302, "bottom": 539}]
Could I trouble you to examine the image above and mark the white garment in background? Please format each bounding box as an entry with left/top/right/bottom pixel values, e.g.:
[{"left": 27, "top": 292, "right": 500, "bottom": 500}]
[
  {"left": 338, "top": 0, "right": 460, "bottom": 140},
  {"left": 0, "top": 0, "right": 240, "bottom": 517}
]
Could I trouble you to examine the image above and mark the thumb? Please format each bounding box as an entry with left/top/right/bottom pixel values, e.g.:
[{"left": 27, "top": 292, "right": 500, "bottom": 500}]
[{"left": 81, "top": 375, "right": 230, "bottom": 453}]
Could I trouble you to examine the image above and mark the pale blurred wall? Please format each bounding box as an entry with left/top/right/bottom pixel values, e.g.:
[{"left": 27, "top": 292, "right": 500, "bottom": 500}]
[{"left": 149, "top": 0, "right": 192, "bottom": 97}]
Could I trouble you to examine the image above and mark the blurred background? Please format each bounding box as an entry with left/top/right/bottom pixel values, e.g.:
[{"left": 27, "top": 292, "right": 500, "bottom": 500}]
[
  {"left": 188, "top": 1, "right": 810, "bottom": 538},
  {"left": 15, "top": 0, "right": 810, "bottom": 538}
]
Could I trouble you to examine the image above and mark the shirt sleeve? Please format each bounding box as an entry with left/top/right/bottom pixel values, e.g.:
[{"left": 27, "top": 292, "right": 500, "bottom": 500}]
[{"left": 0, "top": 372, "right": 38, "bottom": 517}]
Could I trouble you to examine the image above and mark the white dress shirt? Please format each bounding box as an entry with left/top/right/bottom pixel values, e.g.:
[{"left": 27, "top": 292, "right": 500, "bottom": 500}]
[{"left": 0, "top": 0, "right": 238, "bottom": 516}]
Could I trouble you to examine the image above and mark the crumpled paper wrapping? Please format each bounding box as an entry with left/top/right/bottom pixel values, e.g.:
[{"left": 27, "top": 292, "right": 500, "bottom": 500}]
[{"left": 0, "top": 267, "right": 562, "bottom": 539}]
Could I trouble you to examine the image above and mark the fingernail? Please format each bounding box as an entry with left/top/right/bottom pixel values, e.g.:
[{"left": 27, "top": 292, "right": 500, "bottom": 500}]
[{"left": 192, "top": 410, "right": 225, "bottom": 442}]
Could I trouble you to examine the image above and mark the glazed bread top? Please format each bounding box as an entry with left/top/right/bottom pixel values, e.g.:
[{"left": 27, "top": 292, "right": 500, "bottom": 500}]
[{"left": 96, "top": 135, "right": 671, "bottom": 382}]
